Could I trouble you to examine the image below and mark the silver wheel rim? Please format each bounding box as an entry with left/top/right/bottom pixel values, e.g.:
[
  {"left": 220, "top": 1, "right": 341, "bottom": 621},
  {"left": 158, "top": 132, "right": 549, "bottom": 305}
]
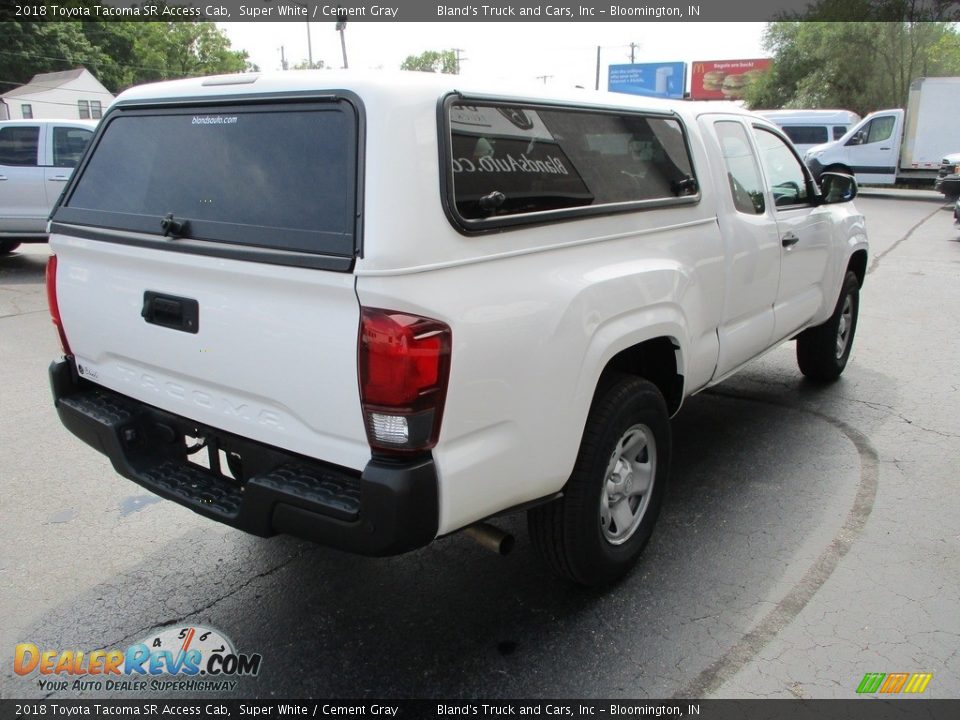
[
  {"left": 836, "top": 295, "right": 853, "bottom": 359},
  {"left": 600, "top": 424, "right": 656, "bottom": 545}
]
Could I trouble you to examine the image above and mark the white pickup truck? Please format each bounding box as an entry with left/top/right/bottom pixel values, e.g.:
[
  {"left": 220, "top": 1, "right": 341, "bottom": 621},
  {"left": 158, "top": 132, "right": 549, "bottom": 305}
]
[
  {"left": 0, "top": 119, "right": 96, "bottom": 254},
  {"left": 47, "top": 72, "right": 868, "bottom": 585}
]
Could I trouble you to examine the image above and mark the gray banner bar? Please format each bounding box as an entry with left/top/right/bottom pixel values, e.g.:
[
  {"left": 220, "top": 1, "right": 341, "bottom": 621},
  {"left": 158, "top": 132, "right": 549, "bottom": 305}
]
[{"left": 9, "top": 0, "right": 960, "bottom": 23}]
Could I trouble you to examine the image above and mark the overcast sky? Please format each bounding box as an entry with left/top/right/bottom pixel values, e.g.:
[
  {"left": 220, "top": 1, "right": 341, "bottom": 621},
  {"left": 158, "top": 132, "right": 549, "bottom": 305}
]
[{"left": 218, "top": 22, "right": 768, "bottom": 91}]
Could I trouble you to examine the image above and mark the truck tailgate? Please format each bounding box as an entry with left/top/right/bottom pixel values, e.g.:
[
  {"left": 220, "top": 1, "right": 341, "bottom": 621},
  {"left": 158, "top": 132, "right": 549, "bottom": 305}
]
[{"left": 52, "top": 234, "right": 369, "bottom": 472}]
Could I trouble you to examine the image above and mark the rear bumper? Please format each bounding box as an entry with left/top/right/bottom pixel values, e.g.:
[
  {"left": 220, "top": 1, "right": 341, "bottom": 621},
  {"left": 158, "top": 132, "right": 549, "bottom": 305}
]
[
  {"left": 50, "top": 359, "right": 438, "bottom": 556},
  {"left": 935, "top": 175, "right": 960, "bottom": 197}
]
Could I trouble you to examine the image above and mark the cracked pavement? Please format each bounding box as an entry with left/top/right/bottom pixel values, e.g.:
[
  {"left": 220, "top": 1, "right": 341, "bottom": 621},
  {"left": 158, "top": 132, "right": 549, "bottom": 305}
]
[{"left": 1, "top": 189, "right": 958, "bottom": 700}]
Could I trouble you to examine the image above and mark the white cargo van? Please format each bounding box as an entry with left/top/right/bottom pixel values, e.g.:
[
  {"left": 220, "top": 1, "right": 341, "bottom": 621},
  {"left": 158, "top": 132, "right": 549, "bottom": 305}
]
[{"left": 756, "top": 109, "right": 860, "bottom": 156}]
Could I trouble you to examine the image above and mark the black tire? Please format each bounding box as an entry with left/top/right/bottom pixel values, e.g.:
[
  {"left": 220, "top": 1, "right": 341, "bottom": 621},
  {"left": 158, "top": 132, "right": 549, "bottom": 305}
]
[
  {"left": 0, "top": 240, "right": 21, "bottom": 255},
  {"left": 796, "top": 270, "right": 860, "bottom": 382},
  {"left": 528, "top": 375, "right": 670, "bottom": 586}
]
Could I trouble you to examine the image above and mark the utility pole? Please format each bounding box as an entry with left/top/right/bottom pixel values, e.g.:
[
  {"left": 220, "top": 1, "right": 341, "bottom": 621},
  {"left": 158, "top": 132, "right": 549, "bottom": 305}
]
[
  {"left": 536, "top": 75, "right": 553, "bottom": 84},
  {"left": 279, "top": 45, "right": 288, "bottom": 71},
  {"left": 336, "top": 12, "right": 349, "bottom": 69},
  {"left": 629, "top": 42, "right": 640, "bottom": 63},
  {"left": 452, "top": 47, "right": 467, "bottom": 75},
  {"left": 595, "top": 45, "right": 600, "bottom": 90},
  {"left": 306, "top": 22, "right": 313, "bottom": 68}
]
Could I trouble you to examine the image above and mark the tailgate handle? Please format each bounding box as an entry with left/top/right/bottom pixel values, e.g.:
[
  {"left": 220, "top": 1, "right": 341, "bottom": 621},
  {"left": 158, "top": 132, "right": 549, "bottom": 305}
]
[{"left": 142, "top": 292, "right": 199, "bottom": 334}]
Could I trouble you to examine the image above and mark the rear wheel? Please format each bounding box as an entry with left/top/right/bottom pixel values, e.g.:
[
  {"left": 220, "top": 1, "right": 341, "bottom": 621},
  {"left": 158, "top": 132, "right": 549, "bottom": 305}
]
[
  {"left": 796, "top": 271, "right": 860, "bottom": 381},
  {"left": 528, "top": 375, "right": 670, "bottom": 586},
  {"left": 0, "top": 240, "right": 21, "bottom": 255}
]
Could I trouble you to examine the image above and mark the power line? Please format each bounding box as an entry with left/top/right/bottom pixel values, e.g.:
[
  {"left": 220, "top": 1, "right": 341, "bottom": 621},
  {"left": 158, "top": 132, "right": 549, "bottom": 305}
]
[
  {"left": 1, "top": 95, "right": 107, "bottom": 111},
  {"left": 0, "top": 79, "right": 115, "bottom": 97},
  {"left": 0, "top": 43, "right": 247, "bottom": 78},
  {"left": 0, "top": 48, "right": 171, "bottom": 76}
]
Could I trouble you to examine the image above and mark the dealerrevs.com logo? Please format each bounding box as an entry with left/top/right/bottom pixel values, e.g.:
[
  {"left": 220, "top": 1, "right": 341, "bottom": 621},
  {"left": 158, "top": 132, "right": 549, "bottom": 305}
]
[
  {"left": 856, "top": 672, "right": 933, "bottom": 695},
  {"left": 14, "top": 625, "right": 262, "bottom": 693}
]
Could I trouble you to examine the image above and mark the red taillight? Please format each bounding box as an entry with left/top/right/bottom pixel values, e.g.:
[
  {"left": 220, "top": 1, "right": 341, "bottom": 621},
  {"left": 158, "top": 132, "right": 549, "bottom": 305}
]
[
  {"left": 46, "top": 255, "right": 71, "bottom": 356},
  {"left": 359, "top": 308, "right": 451, "bottom": 456}
]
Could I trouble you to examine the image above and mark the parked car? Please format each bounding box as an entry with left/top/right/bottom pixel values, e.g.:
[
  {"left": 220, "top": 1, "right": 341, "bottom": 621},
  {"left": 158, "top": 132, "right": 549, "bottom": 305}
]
[
  {"left": 47, "top": 72, "right": 868, "bottom": 585},
  {"left": 935, "top": 151, "right": 960, "bottom": 200},
  {"left": 0, "top": 118, "right": 97, "bottom": 254}
]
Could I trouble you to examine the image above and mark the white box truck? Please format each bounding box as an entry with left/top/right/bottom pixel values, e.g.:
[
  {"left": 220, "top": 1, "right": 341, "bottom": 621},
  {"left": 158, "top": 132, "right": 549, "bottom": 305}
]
[{"left": 804, "top": 76, "right": 960, "bottom": 186}]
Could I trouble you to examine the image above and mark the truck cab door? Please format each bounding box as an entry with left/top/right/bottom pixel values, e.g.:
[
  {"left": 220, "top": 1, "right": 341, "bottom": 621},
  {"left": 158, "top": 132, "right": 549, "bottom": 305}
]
[
  {"left": 702, "top": 117, "right": 781, "bottom": 380},
  {"left": 43, "top": 124, "right": 94, "bottom": 208},
  {"left": 844, "top": 110, "right": 902, "bottom": 184},
  {"left": 0, "top": 123, "right": 47, "bottom": 235},
  {"left": 751, "top": 126, "right": 832, "bottom": 341}
]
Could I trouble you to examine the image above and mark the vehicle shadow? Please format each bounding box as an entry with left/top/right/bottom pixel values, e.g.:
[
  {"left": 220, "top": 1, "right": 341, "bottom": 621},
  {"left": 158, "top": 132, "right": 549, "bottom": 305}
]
[
  {"left": 0, "top": 246, "right": 49, "bottom": 286},
  {"left": 11, "top": 391, "right": 862, "bottom": 700}
]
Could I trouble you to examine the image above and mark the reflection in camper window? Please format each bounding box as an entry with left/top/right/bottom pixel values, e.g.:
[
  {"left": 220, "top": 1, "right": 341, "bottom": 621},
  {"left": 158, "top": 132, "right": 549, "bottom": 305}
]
[{"left": 448, "top": 103, "right": 697, "bottom": 221}]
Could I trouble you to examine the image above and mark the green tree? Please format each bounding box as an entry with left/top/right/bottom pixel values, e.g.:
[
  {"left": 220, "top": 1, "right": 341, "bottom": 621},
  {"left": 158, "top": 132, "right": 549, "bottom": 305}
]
[
  {"left": 747, "top": 0, "right": 960, "bottom": 114},
  {"left": 135, "top": 22, "right": 250, "bottom": 85},
  {"left": 292, "top": 60, "right": 327, "bottom": 70},
  {"left": 0, "top": 22, "right": 107, "bottom": 88},
  {"left": 0, "top": 19, "right": 251, "bottom": 95},
  {"left": 400, "top": 50, "right": 459, "bottom": 74}
]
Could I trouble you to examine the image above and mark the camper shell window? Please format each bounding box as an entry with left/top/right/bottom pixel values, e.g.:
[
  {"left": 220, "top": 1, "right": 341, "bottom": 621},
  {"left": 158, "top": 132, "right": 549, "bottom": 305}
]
[
  {"left": 442, "top": 98, "right": 699, "bottom": 232},
  {"left": 55, "top": 99, "right": 359, "bottom": 260}
]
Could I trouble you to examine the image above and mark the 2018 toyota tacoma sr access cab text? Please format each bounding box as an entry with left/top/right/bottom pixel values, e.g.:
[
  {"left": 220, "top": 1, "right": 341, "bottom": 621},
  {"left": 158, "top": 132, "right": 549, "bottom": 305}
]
[{"left": 47, "top": 72, "right": 868, "bottom": 585}]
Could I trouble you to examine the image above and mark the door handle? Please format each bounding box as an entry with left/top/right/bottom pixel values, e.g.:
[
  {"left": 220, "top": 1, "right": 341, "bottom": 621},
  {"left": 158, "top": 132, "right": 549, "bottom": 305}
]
[
  {"left": 0, "top": 176, "right": 7, "bottom": 181},
  {"left": 142, "top": 291, "right": 199, "bottom": 334},
  {"left": 48, "top": 176, "right": 69, "bottom": 182},
  {"left": 781, "top": 233, "right": 800, "bottom": 248},
  {"left": 880, "top": 147, "right": 891, "bottom": 150}
]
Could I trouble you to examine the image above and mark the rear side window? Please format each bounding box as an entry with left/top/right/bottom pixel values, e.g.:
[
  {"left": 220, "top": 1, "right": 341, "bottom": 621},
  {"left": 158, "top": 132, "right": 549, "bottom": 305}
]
[
  {"left": 57, "top": 101, "right": 357, "bottom": 258},
  {"left": 52, "top": 127, "right": 93, "bottom": 168},
  {"left": 0, "top": 126, "right": 39, "bottom": 166},
  {"left": 753, "top": 127, "right": 810, "bottom": 207},
  {"left": 715, "top": 121, "right": 765, "bottom": 215},
  {"left": 444, "top": 100, "right": 698, "bottom": 230},
  {"left": 781, "top": 125, "right": 828, "bottom": 146}
]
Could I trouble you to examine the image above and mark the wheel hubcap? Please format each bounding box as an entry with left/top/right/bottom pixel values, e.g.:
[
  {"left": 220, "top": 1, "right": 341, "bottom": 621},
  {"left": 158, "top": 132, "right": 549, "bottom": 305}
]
[
  {"left": 836, "top": 295, "right": 853, "bottom": 359},
  {"left": 600, "top": 424, "right": 656, "bottom": 545}
]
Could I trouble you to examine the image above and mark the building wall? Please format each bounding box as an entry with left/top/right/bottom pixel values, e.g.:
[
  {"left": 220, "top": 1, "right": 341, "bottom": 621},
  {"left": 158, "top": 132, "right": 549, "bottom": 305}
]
[{"left": 5, "top": 73, "right": 114, "bottom": 120}]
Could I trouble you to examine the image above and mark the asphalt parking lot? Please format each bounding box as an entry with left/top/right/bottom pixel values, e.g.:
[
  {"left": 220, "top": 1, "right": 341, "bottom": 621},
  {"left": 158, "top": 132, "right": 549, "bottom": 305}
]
[{"left": 2, "top": 189, "right": 958, "bottom": 700}]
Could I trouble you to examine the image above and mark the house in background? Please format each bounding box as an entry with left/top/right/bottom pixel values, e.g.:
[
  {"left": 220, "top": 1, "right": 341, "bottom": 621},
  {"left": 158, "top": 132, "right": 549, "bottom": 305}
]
[{"left": 0, "top": 68, "right": 114, "bottom": 121}]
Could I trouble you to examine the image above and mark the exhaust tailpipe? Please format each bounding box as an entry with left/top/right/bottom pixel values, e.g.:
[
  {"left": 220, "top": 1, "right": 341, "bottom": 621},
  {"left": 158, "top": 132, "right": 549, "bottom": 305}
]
[{"left": 463, "top": 522, "right": 515, "bottom": 556}]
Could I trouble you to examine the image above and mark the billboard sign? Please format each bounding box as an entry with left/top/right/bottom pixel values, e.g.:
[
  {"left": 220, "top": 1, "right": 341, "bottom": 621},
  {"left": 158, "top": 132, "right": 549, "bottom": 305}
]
[
  {"left": 608, "top": 62, "right": 686, "bottom": 99},
  {"left": 690, "top": 58, "right": 772, "bottom": 100}
]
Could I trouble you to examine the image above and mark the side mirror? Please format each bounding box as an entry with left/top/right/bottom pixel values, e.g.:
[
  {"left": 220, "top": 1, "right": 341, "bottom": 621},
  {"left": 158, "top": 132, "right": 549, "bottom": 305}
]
[
  {"left": 819, "top": 172, "right": 858, "bottom": 204},
  {"left": 847, "top": 131, "right": 865, "bottom": 146}
]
